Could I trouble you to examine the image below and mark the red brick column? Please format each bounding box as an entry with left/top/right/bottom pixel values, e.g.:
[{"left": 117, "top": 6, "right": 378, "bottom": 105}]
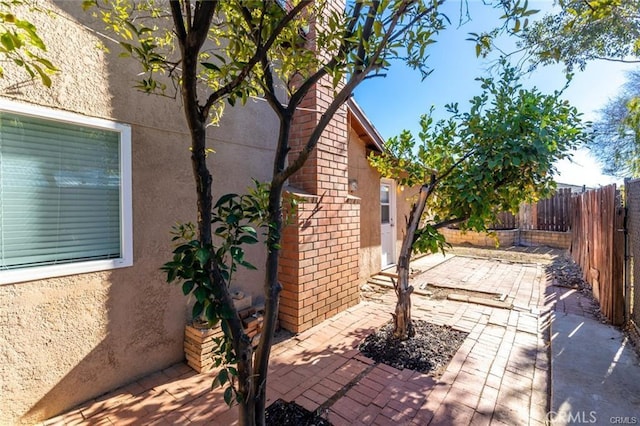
[
  {"left": 278, "top": 66, "right": 360, "bottom": 332},
  {"left": 279, "top": 194, "right": 360, "bottom": 332}
]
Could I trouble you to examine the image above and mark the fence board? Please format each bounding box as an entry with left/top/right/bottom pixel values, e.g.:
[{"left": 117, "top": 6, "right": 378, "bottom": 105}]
[
  {"left": 537, "top": 187, "right": 572, "bottom": 231},
  {"left": 493, "top": 211, "right": 517, "bottom": 230},
  {"left": 570, "top": 184, "right": 624, "bottom": 325}
]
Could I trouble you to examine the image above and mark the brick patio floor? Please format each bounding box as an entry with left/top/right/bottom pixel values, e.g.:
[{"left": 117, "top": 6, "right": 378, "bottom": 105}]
[{"left": 43, "top": 252, "right": 557, "bottom": 426}]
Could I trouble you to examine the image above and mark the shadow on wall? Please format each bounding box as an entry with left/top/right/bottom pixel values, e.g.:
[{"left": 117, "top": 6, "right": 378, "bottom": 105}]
[
  {"left": 0, "top": 3, "right": 193, "bottom": 423},
  {"left": 21, "top": 266, "right": 184, "bottom": 422},
  {"left": 5, "top": 1, "right": 280, "bottom": 422}
]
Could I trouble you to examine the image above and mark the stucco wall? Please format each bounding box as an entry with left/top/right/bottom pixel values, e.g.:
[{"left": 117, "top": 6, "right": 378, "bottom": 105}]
[
  {"left": 0, "top": 2, "right": 278, "bottom": 423},
  {"left": 347, "top": 128, "right": 381, "bottom": 281},
  {"left": 347, "top": 127, "right": 412, "bottom": 280}
]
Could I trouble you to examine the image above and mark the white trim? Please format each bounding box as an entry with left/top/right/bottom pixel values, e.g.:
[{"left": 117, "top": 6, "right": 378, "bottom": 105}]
[
  {"left": 0, "top": 98, "right": 133, "bottom": 285},
  {"left": 381, "top": 178, "right": 397, "bottom": 268}
]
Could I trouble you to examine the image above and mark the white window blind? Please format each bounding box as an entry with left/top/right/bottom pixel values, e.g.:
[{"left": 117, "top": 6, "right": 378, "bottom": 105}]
[{"left": 0, "top": 100, "right": 132, "bottom": 284}]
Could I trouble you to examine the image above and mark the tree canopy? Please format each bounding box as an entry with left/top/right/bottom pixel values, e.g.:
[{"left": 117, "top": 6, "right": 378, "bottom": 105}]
[
  {"left": 520, "top": 0, "right": 640, "bottom": 71},
  {"left": 591, "top": 68, "right": 640, "bottom": 177},
  {"left": 369, "top": 63, "right": 587, "bottom": 338},
  {"left": 370, "top": 63, "right": 587, "bottom": 238}
]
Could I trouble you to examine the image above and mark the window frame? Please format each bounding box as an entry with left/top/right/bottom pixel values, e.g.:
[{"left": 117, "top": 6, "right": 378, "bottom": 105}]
[{"left": 0, "top": 98, "right": 133, "bottom": 285}]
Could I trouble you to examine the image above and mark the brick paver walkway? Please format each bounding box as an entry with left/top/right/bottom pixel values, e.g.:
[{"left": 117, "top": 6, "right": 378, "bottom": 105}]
[{"left": 44, "top": 252, "right": 555, "bottom": 425}]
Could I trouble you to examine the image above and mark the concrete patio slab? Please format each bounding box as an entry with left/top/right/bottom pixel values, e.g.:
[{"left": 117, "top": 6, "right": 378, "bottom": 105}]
[{"left": 549, "top": 309, "right": 640, "bottom": 425}]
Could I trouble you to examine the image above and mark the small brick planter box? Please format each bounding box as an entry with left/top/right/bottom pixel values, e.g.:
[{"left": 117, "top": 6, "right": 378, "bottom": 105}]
[{"left": 184, "top": 306, "right": 264, "bottom": 373}]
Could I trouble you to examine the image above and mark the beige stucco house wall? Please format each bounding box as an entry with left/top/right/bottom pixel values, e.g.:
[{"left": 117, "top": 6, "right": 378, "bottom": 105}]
[
  {"left": 347, "top": 100, "right": 413, "bottom": 281},
  {"left": 0, "top": 3, "right": 278, "bottom": 424},
  {"left": 0, "top": 3, "right": 408, "bottom": 424}
]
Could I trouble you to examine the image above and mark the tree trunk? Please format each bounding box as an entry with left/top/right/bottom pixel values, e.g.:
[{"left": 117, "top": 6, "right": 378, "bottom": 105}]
[
  {"left": 253, "top": 180, "right": 284, "bottom": 426},
  {"left": 235, "top": 337, "right": 255, "bottom": 426},
  {"left": 393, "top": 259, "right": 414, "bottom": 339},
  {"left": 393, "top": 180, "right": 434, "bottom": 339},
  {"left": 250, "top": 114, "right": 292, "bottom": 425},
  {"left": 170, "top": 4, "right": 258, "bottom": 425},
  {"left": 190, "top": 127, "right": 256, "bottom": 426}
]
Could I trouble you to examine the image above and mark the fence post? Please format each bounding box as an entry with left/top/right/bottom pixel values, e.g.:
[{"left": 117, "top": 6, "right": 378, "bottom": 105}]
[{"left": 624, "top": 178, "right": 631, "bottom": 324}]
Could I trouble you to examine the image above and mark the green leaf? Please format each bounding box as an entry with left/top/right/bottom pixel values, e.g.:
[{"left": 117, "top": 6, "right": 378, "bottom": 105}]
[
  {"left": 192, "top": 301, "right": 204, "bottom": 318},
  {"left": 205, "top": 303, "right": 218, "bottom": 322},
  {"left": 214, "top": 193, "right": 238, "bottom": 209},
  {"left": 239, "top": 226, "right": 257, "bottom": 237},
  {"left": 239, "top": 260, "right": 257, "bottom": 270},
  {"left": 1, "top": 33, "right": 15, "bottom": 51},
  {"left": 195, "top": 248, "right": 210, "bottom": 265},
  {"left": 201, "top": 62, "right": 220, "bottom": 71},
  {"left": 32, "top": 64, "right": 51, "bottom": 88},
  {"left": 166, "top": 268, "right": 177, "bottom": 283},
  {"left": 238, "top": 235, "right": 258, "bottom": 244},
  {"left": 119, "top": 42, "right": 133, "bottom": 53},
  {"left": 230, "top": 246, "right": 244, "bottom": 262},
  {"left": 82, "top": 0, "right": 97, "bottom": 10},
  {"left": 34, "top": 57, "right": 56, "bottom": 71},
  {"left": 174, "top": 244, "right": 195, "bottom": 254},
  {"left": 182, "top": 280, "right": 195, "bottom": 295},
  {"left": 223, "top": 386, "right": 233, "bottom": 406},
  {"left": 194, "top": 286, "right": 208, "bottom": 303},
  {"left": 218, "top": 369, "right": 229, "bottom": 386}
]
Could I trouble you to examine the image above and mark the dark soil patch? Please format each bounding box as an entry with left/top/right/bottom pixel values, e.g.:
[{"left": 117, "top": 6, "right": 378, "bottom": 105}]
[
  {"left": 266, "top": 399, "right": 331, "bottom": 426},
  {"left": 359, "top": 320, "right": 468, "bottom": 376}
]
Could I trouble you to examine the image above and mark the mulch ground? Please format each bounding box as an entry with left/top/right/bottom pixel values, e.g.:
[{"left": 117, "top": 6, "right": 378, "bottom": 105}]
[
  {"left": 266, "top": 399, "right": 332, "bottom": 426},
  {"left": 359, "top": 319, "right": 468, "bottom": 376}
]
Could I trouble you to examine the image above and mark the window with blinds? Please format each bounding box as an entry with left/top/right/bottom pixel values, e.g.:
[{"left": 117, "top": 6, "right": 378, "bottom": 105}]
[{"left": 0, "top": 100, "right": 132, "bottom": 284}]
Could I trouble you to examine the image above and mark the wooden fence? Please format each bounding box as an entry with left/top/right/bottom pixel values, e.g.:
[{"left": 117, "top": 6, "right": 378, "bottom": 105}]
[
  {"left": 570, "top": 184, "right": 625, "bottom": 325},
  {"left": 450, "top": 187, "right": 573, "bottom": 232},
  {"left": 492, "top": 211, "right": 517, "bottom": 230},
  {"left": 518, "top": 188, "right": 573, "bottom": 232},
  {"left": 537, "top": 188, "right": 572, "bottom": 231}
]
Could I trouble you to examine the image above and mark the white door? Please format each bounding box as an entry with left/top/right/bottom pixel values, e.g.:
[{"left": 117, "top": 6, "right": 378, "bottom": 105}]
[{"left": 380, "top": 179, "right": 396, "bottom": 268}]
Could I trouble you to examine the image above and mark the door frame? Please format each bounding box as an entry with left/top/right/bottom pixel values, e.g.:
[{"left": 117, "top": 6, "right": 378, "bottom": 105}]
[{"left": 380, "top": 178, "right": 397, "bottom": 268}]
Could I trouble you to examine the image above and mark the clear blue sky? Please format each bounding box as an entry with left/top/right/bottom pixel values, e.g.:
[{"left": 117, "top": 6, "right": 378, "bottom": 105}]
[{"left": 353, "top": 0, "right": 637, "bottom": 187}]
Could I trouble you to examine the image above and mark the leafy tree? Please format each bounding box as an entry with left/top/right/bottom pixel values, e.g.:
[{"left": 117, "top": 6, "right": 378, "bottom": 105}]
[
  {"left": 520, "top": 0, "right": 640, "bottom": 71},
  {"left": 517, "top": 1, "right": 640, "bottom": 178},
  {"left": 590, "top": 69, "right": 640, "bottom": 177},
  {"left": 86, "top": 1, "right": 538, "bottom": 424},
  {"left": 369, "top": 63, "right": 587, "bottom": 339},
  {"left": 0, "top": 1, "right": 56, "bottom": 86}
]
